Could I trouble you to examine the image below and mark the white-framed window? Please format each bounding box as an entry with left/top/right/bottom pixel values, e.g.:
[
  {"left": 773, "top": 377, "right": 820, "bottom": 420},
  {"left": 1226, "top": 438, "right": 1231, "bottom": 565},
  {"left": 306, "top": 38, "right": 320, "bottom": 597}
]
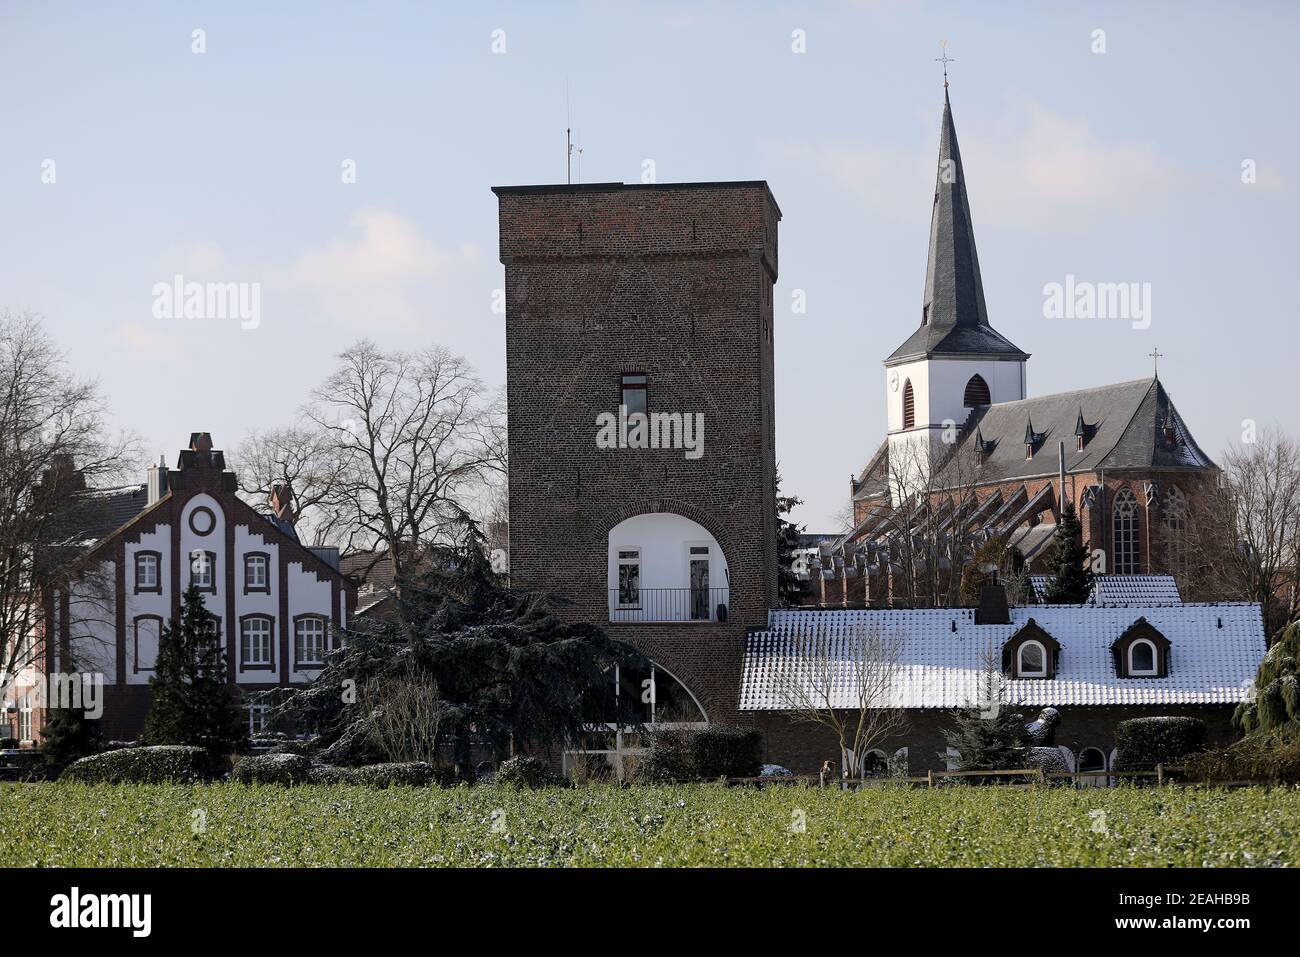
[
  {"left": 244, "top": 553, "right": 269, "bottom": 591},
  {"left": 18, "top": 692, "right": 33, "bottom": 743},
  {"left": 294, "top": 616, "right": 328, "bottom": 667},
  {"left": 135, "top": 552, "right": 160, "bottom": 592},
  {"left": 190, "top": 550, "right": 215, "bottom": 590},
  {"left": 248, "top": 704, "right": 270, "bottom": 736},
  {"left": 1128, "top": 638, "right": 1158, "bottom": 676},
  {"left": 241, "top": 616, "right": 274, "bottom": 668},
  {"left": 616, "top": 548, "right": 641, "bottom": 607},
  {"left": 1017, "top": 640, "right": 1048, "bottom": 678}
]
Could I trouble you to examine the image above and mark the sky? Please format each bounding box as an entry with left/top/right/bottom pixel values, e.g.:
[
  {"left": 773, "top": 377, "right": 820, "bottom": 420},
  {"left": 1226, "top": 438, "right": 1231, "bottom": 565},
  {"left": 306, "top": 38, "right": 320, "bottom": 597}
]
[{"left": 2, "top": 1, "right": 1296, "bottom": 530}]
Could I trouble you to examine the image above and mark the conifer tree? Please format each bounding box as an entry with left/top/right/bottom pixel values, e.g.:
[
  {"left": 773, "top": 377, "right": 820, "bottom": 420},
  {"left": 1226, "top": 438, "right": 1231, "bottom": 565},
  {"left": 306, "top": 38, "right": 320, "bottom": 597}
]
[
  {"left": 941, "top": 645, "right": 1028, "bottom": 771},
  {"left": 1042, "top": 501, "right": 1094, "bottom": 604},
  {"left": 776, "top": 472, "right": 806, "bottom": 606},
  {"left": 1234, "top": 620, "right": 1300, "bottom": 743},
  {"left": 142, "top": 584, "right": 248, "bottom": 756}
]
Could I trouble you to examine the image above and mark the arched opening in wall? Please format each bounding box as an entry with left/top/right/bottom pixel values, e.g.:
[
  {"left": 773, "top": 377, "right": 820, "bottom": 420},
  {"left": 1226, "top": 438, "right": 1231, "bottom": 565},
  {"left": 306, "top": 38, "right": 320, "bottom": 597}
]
[
  {"left": 1078, "top": 747, "right": 1108, "bottom": 787},
  {"left": 562, "top": 661, "right": 708, "bottom": 783},
  {"left": 902, "top": 379, "right": 915, "bottom": 429},
  {"left": 963, "top": 373, "right": 991, "bottom": 408},
  {"left": 608, "top": 513, "right": 729, "bottom": 623},
  {"left": 1112, "top": 487, "right": 1142, "bottom": 574}
]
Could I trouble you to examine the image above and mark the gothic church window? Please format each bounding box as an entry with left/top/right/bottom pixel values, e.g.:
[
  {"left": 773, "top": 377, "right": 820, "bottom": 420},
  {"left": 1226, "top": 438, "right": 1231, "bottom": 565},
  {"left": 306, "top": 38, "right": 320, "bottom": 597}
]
[
  {"left": 1163, "top": 486, "right": 1187, "bottom": 579},
  {"left": 1112, "top": 487, "right": 1141, "bottom": 575},
  {"left": 902, "top": 379, "right": 915, "bottom": 430}
]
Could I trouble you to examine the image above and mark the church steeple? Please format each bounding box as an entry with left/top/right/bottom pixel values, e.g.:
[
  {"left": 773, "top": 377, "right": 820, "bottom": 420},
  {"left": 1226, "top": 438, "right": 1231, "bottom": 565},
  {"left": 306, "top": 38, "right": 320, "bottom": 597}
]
[
  {"left": 923, "top": 88, "right": 987, "bottom": 332},
  {"left": 885, "top": 90, "right": 1028, "bottom": 365}
]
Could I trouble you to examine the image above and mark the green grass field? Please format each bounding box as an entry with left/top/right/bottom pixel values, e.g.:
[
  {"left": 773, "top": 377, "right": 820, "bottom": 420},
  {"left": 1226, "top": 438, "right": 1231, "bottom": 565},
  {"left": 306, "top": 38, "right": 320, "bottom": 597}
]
[{"left": 2, "top": 782, "right": 1296, "bottom": 867}]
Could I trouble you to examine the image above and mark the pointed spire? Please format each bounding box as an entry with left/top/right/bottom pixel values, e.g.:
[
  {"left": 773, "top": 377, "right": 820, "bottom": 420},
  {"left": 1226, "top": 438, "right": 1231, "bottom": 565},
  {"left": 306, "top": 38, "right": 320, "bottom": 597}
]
[
  {"left": 1075, "top": 409, "right": 1087, "bottom": 437},
  {"left": 922, "top": 90, "right": 988, "bottom": 331},
  {"left": 1024, "top": 416, "right": 1037, "bottom": 446}
]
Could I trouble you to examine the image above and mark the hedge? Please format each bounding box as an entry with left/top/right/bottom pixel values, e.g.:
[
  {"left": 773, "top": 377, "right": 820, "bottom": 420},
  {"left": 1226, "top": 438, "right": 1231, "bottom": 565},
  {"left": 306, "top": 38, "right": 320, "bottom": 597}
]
[
  {"left": 637, "top": 725, "right": 763, "bottom": 783},
  {"left": 1185, "top": 741, "right": 1300, "bottom": 784},
  {"left": 305, "top": 762, "right": 460, "bottom": 787},
  {"left": 62, "top": 746, "right": 215, "bottom": 784},
  {"left": 232, "top": 753, "right": 312, "bottom": 786},
  {"left": 495, "top": 756, "right": 559, "bottom": 789},
  {"left": 1113, "top": 716, "right": 1207, "bottom": 771}
]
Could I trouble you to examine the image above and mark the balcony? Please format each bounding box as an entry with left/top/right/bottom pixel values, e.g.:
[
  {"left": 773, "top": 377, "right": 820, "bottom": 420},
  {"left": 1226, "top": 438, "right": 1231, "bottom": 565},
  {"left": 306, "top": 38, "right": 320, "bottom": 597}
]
[{"left": 608, "top": 587, "right": 730, "bottom": 623}]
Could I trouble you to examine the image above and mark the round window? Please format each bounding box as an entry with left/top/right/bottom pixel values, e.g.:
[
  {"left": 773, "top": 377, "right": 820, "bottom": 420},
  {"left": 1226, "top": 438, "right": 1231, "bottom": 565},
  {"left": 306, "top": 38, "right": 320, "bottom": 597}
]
[{"left": 189, "top": 506, "right": 217, "bottom": 536}]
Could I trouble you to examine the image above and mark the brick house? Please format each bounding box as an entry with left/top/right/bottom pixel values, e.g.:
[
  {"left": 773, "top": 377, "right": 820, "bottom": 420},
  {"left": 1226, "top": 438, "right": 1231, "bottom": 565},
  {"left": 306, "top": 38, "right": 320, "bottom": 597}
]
[{"left": 24, "top": 433, "right": 354, "bottom": 743}]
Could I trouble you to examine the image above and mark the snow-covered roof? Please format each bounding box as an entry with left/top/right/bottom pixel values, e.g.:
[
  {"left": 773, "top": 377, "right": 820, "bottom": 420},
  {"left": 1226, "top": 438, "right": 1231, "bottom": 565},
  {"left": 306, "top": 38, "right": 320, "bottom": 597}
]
[
  {"left": 740, "top": 603, "right": 1263, "bottom": 711},
  {"left": 1028, "top": 574, "right": 1181, "bottom": 605}
]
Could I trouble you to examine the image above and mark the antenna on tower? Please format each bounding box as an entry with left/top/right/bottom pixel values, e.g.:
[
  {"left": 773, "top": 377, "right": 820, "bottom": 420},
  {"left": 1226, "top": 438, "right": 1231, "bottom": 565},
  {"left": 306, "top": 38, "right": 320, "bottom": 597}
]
[{"left": 565, "top": 79, "right": 573, "bottom": 184}]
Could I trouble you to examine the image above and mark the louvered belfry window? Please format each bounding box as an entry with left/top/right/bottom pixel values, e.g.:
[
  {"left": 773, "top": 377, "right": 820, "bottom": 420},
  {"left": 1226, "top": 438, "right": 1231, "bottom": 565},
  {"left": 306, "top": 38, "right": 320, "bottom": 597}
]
[
  {"left": 902, "top": 379, "right": 915, "bottom": 430},
  {"left": 963, "top": 374, "right": 990, "bottom": 407}
]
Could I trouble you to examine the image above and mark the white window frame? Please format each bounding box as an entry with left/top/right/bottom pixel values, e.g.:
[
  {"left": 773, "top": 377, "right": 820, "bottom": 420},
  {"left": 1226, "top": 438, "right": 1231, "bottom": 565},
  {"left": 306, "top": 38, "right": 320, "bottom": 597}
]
[
  {"left": 190, "top": 549, "right": 214, "bottom": 589},
  {"left": 1128, "top": 638, "right": 1158, "bottom": 676},
  {"left": 248, "top": 704, "right": 270, "bottom": 736},
  {"left": 18, "top": 692, "right": 33, "bottom": 743},
  {"left": 295, "top": 616, "right": 328, "bottom": 667},
  {"left": 616, "top": 548, "right": 641, "bottom": 608},
  {"left": 136, "top": 553, "right": 159, "bottom": 590},
  {"left": 245, "top": 554, "right": 268, "bottom": 589},
  {"left": 241, "top": 617, "right": 273, "bottom": 667},
  {"left": 1017, "top": 639, "right": 1048, "bottom": 678}
]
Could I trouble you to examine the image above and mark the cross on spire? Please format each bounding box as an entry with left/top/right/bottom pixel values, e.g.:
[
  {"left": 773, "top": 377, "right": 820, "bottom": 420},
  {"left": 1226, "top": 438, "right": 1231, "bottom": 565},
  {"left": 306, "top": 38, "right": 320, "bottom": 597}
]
[
  {"left": 1149, "top": 347, "right": 1163, "bottom": 377},
  {"left": 935, "top": 40, "right": 955, "bottom": 89}
]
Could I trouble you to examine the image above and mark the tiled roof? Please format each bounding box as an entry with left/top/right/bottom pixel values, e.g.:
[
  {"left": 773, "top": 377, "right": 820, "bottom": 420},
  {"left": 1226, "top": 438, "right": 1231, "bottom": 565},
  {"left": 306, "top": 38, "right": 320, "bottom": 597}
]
[
  {"left": 936, "top": 378, "right": 1215, "bottom": 488},
  {"left": 68, "top": 484, "right": 150, "bottom": 544},
  {"left": 740, "top": 603, "right": 1263, "bottom": 710},
  {"left": 1028, "top": 574, "right": 1182, "bottom": 605}
]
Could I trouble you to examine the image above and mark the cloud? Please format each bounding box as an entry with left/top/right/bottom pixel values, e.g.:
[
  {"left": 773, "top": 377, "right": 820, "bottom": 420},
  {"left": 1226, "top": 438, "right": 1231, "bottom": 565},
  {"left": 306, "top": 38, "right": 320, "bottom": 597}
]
[
  {"left": 765, "top": 101, "right": 1196, "bottom": 235},
  {"left": 115, "top": 320, "right": 180, "bottom": 360},
  {"left": 279, "top": 209, "right": 487, "bottom": 330}
]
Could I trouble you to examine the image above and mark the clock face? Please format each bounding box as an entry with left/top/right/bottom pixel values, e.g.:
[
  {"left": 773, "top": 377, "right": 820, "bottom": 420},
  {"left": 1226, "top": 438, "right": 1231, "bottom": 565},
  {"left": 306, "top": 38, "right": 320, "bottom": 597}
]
[{"left": 888, "top": 370, "right": 899, "bottom": 392}]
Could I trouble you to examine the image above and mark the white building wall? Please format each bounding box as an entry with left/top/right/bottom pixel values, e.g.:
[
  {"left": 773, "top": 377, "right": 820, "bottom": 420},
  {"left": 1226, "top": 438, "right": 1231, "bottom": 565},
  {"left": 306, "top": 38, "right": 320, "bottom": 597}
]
[
  {"left": 124, "top": 525, "right": 171, "bottom": 683},
  {"left": 234, "top": 525, "right": 280, "bottom": 684},
  {"left": 287, "top": 563, "right": 333, "bottom": 682}
]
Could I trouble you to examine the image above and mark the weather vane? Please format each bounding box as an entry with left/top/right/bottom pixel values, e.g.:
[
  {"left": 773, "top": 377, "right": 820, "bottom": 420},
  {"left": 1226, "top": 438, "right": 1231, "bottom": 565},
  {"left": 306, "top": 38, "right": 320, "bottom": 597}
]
[
  {"left": 935, "top": 40, "right": 955, "bottom": 89},
  {"left": 1149, "top": 347, "right": 1163, "bottom": 377}
]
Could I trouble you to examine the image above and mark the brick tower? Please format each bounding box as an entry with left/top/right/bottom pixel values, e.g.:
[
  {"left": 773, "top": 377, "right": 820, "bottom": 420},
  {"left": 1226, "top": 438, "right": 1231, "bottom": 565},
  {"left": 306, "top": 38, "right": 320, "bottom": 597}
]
[{"left": 493, "top": 181, "right": 780, "bottom": 725}]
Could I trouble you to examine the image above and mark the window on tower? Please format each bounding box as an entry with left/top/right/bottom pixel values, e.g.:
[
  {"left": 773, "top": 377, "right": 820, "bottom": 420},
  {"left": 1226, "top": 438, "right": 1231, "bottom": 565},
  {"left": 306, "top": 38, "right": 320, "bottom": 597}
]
[
  {"left": 621, "top": 374, "right": 647, "bottom": 415},
  {"left": 963, "top": 374, "right": 990, "bottom": 408},
  {"left": 902, "top": 379, "right": 915, "bottom": 430}
]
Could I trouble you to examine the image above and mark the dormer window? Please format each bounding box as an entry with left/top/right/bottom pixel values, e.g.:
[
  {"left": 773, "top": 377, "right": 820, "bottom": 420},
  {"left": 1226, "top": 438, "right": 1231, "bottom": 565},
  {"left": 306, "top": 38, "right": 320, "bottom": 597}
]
[
  {"left": 1017, "top": 640, "right": 1048, "bottom": 678},
  {"left": 1129, "top": 639, "right": 1157, "bottom": 676},
  {"left": 1002, "top": 618, "right": 1059, "bottom": 679},
  {"left": 1111, "top": 617, "right": 1171, "bottom": 678}
]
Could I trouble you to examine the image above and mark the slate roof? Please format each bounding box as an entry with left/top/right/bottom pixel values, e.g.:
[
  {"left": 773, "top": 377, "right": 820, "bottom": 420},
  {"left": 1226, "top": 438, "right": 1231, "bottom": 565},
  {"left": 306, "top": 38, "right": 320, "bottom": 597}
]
[
  {"left": 885, "top": 91, "right": 1028, "bottom": 364},
  {"left": 739, "top": 603, "right": 1264, "bottom": 710},
  {"left": 66, "top": 484, "right": 150, "bottom": 545},
  {"left": 1028, "top": 574, "right": 1182, "bottom": 606},
  {"left": 937, "top": 377, "right": 1215, "bottom": 487}
]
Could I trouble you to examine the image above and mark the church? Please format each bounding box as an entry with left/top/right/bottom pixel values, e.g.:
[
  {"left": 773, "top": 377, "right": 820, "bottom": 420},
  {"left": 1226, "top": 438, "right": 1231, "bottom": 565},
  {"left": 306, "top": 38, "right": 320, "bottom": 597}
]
[{"left": 809, "top": 88, "right": 1218, "bottom": 607}]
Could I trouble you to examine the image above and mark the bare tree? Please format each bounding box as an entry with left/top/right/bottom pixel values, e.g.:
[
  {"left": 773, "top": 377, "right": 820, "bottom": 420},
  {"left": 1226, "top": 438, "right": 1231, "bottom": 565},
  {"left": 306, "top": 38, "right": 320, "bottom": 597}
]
[
  {"left": 0, "top": 311, "right": 134, "bottom": 704},
  {"left": 233, "top": 425, "right": 349, "bottom": 547},
  {"left": 1185, "top": 429, "right": 1300, "bottom": 633},
  {"left": 360, "top": 663, "right": 447, "bottom": 765},
  {"left": 305, "top": 341, "right": 504, "bottom": 626},
  {"left": 772, "top": 625, "right": 907, "bottom": 781}
]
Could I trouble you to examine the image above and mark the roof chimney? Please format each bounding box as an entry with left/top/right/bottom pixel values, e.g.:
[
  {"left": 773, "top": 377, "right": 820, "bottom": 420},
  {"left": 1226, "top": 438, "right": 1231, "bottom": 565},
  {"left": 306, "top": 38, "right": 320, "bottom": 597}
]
[
  {"left": 147, "top": 455, "right": 169, "bottom": 505},
  {"left": 270, "top": 482, "right": 295, "bottom": 524},
  {"left": 190, "top": 432, "right": 213, "bottom": 453},
  {"left": 975, "top": 584, "right": 1011, "bottom": 625}
]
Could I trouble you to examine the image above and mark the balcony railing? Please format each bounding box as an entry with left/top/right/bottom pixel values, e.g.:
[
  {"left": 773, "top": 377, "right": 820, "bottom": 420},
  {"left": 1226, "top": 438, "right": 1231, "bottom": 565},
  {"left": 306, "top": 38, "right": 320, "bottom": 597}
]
[{"left": 608, "top": 587, "right": 730, "bottom": 623}]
